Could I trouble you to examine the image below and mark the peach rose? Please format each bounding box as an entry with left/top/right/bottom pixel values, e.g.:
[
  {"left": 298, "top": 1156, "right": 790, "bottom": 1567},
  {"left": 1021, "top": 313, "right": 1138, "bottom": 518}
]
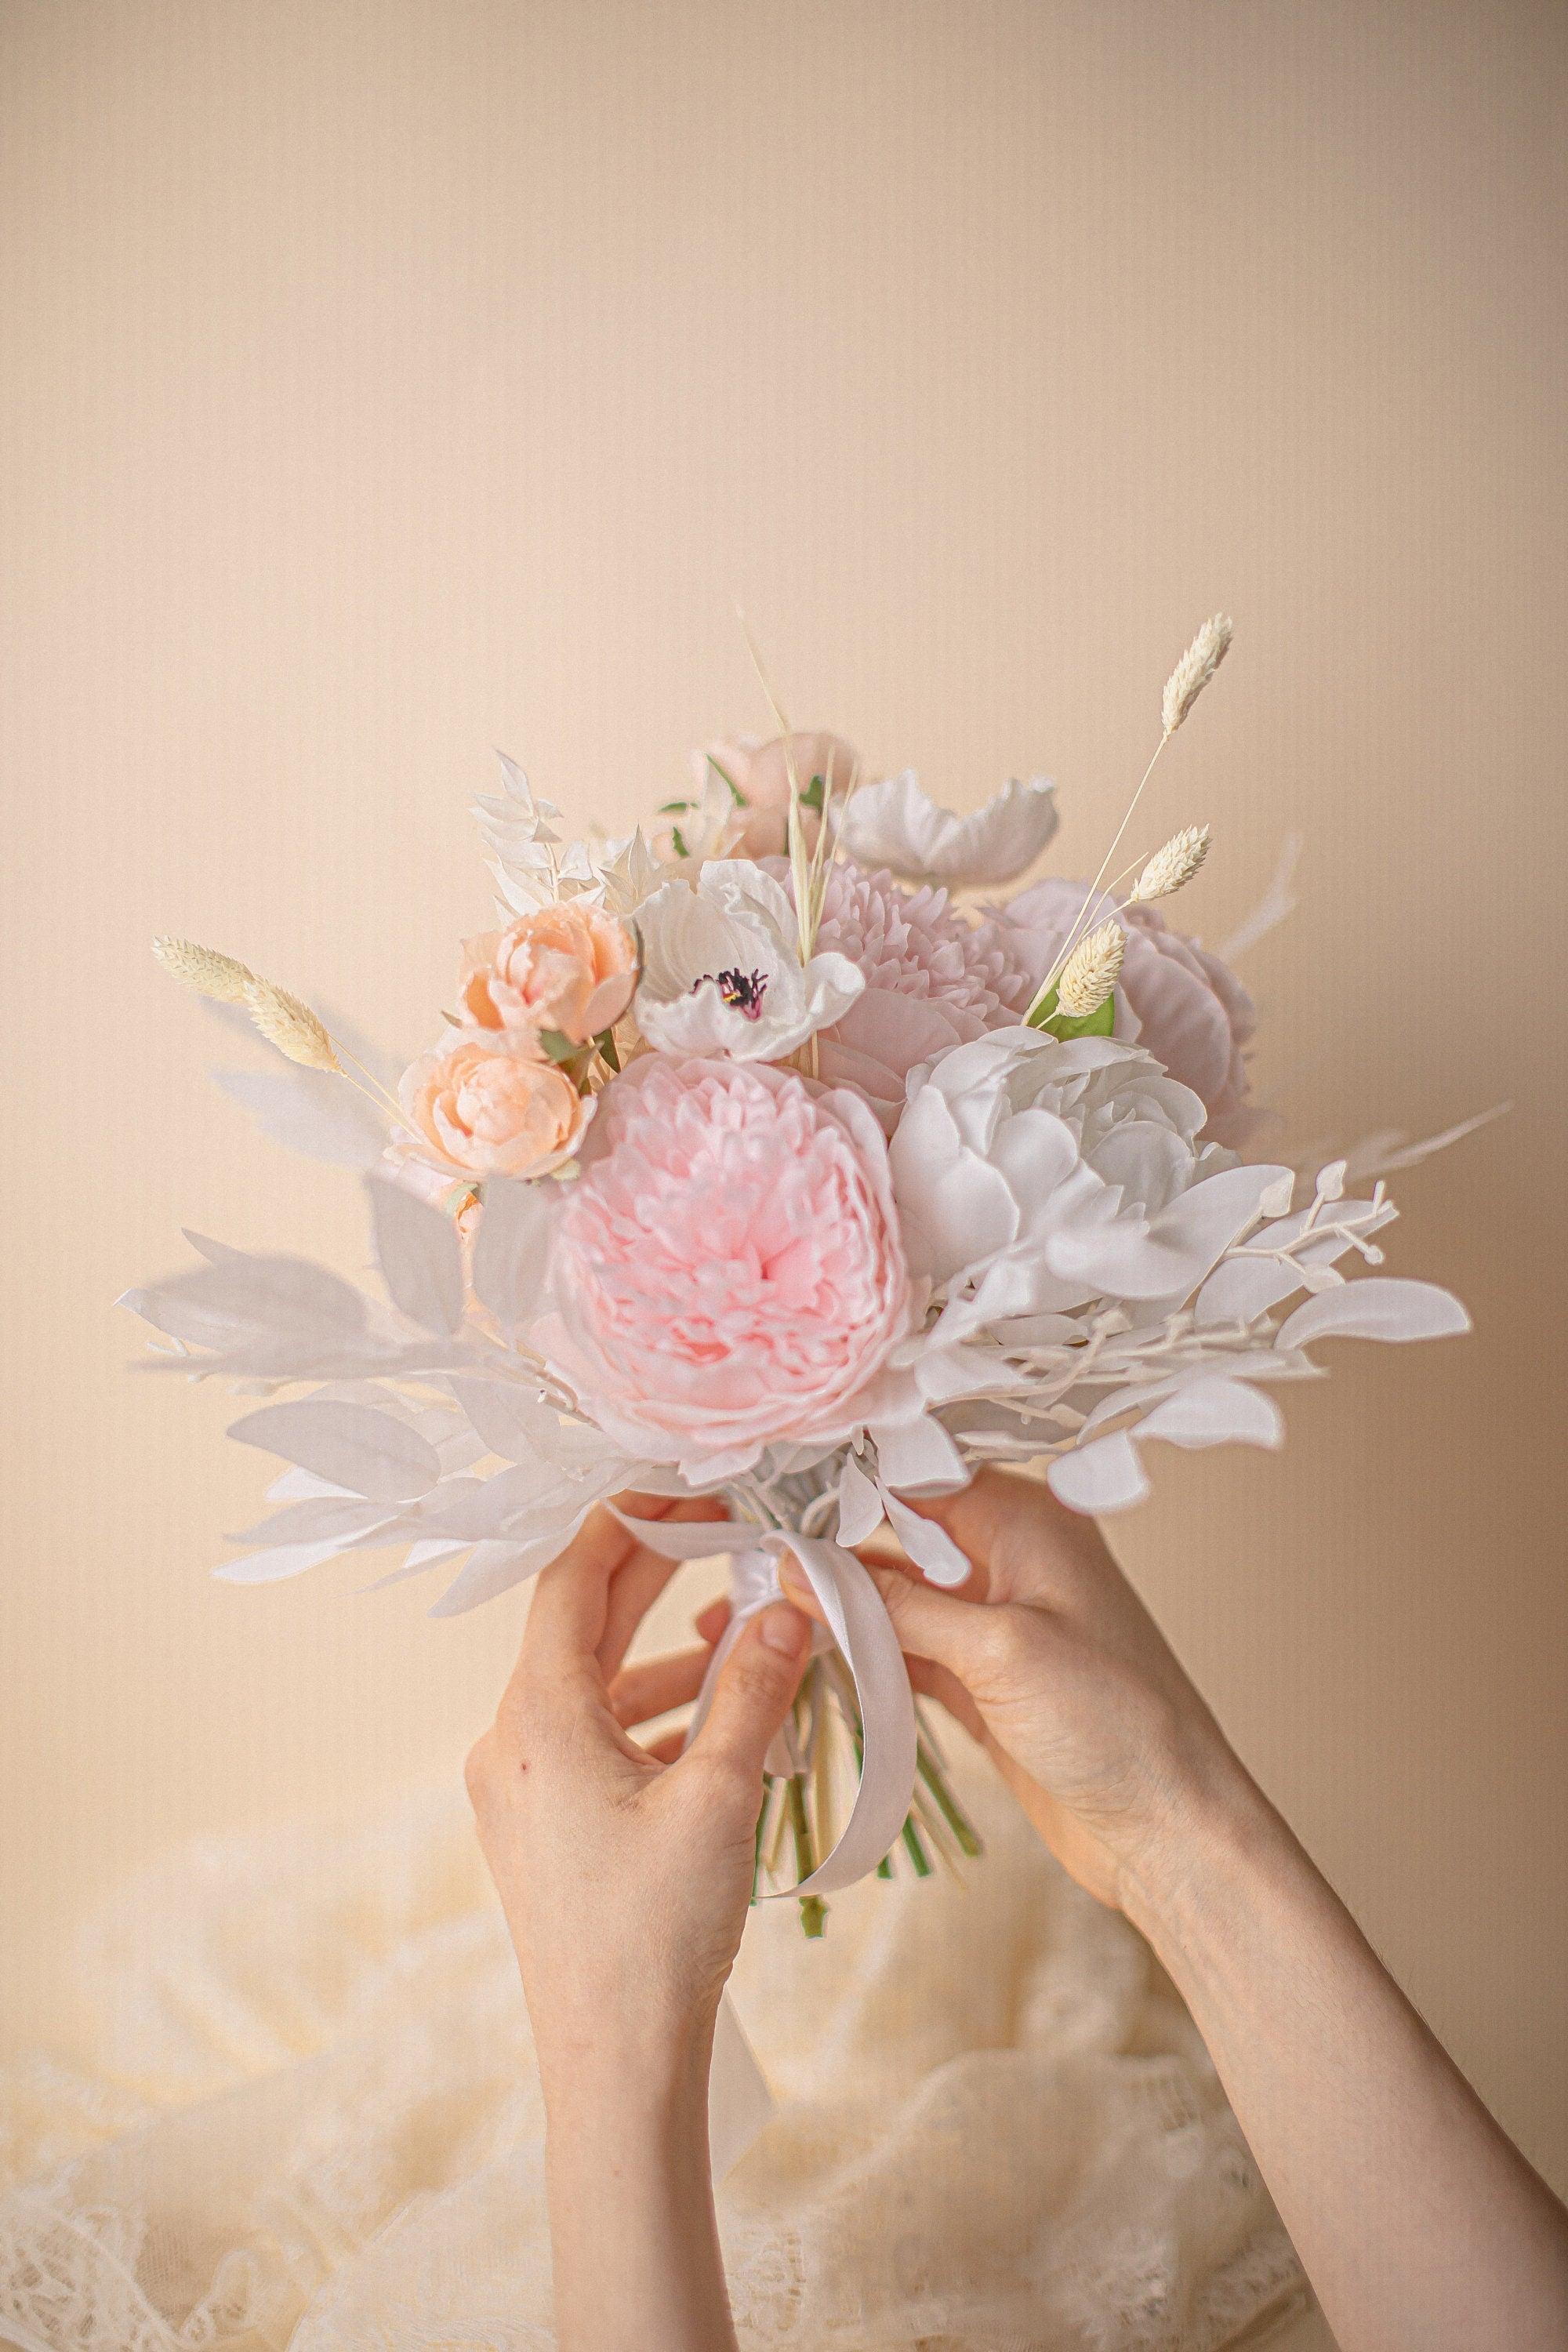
[
  {"left": 398, "top": 1031, "right": 593, "bottom": 1180},
  {"left": 458, "top": 903, "right": 637, "bottom": 1044},
  {"left": 702, "top": 731, "right": 858, "bottom": 859}
]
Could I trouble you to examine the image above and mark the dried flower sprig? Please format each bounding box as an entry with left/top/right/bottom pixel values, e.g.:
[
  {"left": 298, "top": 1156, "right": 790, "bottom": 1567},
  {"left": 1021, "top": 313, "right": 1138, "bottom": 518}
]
[
  {"left": 1025, "top": 618, "right": 1234, "bottom": 1024},
  {"left": 241, "top": 979, "right": 341, "bottom": 1073},
  {"left": 1054, "top": 920, "right": 1126, "bottom": 1018},
  {"left": 1162, "top": 614, "right": 1232, "bottom": 736},
  {"left": 151, "top": 937, "right": 256, "bottom": 1002},
  {"left": 1127, "top": 823, "right": 1211, "bottom": 905}
]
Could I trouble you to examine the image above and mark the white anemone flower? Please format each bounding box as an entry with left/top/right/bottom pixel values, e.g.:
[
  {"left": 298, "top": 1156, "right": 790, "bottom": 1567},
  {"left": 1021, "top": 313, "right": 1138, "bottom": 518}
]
[
  {"left": 890, "top": 1029, "right": 1290, "bottom": 1338},
  {"left": 839, "top": 771, "right": 1058, "bottom": 887},
  {"left": 633, "top": 860, "right": 865, "bottom": 1062}
]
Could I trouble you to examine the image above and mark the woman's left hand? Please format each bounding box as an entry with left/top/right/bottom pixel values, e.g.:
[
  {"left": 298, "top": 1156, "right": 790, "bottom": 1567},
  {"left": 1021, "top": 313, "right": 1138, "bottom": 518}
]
[{"left": 466, "top": 1494, "right": 811, "bottom": 2097}]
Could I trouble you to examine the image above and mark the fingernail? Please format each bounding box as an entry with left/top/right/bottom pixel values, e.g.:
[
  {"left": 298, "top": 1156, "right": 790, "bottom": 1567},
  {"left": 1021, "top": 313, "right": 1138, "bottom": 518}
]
[
  {"left": 758, "top": 1602, "right": 808, "bottom": 1655},
  {"left": 776, "top": 1555, "right": 810, "bottom": 1599}
]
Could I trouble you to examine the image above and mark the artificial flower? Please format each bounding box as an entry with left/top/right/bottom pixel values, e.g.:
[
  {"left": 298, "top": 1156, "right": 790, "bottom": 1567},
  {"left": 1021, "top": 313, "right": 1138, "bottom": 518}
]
[
  {"left": 697, "top": 731, "right": 858, "bottom": 858},
  {"left": 530, "top": 1054, "right": 911, "bottom": 1481},
  {"left": 633, "top": 858, "right": 864, "bottom": 1061},
  {"left": 399, "top": 1030, "right": 593, "bottom": 1180},
  {"left": 839, "top": 771, "right": 1058, "bottom": 887},
  {"left": 457, "top": 902, "right": 637, "bottom": 1044},
  {"left": 997, "top": 878, "right": 1261, "bottom": 1145},
  {"left": 786, "top": 858, "right": 1035, "bottom": 1129},
  {"left": 889, "top": 1029, "right": 1281, "bottom": 1335}
]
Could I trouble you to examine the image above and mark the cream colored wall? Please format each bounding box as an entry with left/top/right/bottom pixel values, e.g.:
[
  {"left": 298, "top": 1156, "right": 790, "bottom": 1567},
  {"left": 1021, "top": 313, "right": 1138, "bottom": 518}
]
[{"left": 2, "top": 0, "right": 1565, "bottom": 2210}]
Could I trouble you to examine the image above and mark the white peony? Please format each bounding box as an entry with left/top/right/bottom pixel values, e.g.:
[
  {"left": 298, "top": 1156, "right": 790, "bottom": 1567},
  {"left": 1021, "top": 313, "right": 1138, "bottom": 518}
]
[
  {"left": 840, "top": 771, "right": 1058, "bottom": 887},
  {"left": 632, "top": 860, "right": 865, "bottom": 1062},
  {"left": 889, "top": 1029, "right": 1289, "bottom": 1337}
]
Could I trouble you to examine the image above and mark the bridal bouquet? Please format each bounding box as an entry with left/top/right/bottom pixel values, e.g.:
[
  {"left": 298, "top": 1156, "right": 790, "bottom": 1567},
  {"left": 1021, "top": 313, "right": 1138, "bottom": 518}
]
[{"left": 130, "top": 620, "right": 1478, "bottom": 1929}]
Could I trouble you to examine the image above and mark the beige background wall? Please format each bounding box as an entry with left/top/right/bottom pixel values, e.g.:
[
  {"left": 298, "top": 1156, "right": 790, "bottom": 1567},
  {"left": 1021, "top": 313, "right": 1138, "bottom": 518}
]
[{"left": 2, "top": 0, "right": 1565, "bottom": 2209}]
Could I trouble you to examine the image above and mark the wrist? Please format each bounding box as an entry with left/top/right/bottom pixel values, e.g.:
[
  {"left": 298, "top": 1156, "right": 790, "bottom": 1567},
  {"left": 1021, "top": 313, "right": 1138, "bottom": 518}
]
[
  {"left": 535, "top": 1993, "right": 718, "bottom": 2123},
  {"left": 1116, "top": 1754, "right": 1297, "bottom": 1976}
]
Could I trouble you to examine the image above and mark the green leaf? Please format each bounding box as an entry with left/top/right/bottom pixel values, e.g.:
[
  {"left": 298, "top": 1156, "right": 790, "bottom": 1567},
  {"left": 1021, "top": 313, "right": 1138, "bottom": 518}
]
[
  {"left": 1024, "top": 985, "right": 1117, "bottom": 1042},
  {"left": 536, "top": 1028, "right": 579, "bottom": 1065},
  {"left": 657, "top": 798, "right": 692, "bottom": 815},
  {"left": 706, "top": 757, "right": 746, "bottom": 807},
  {"left": 799, "top": 773, "right": 826, "bottom": 815},
  {"left": 670, "top": 824, "right": 689, "bottom": 860},
  {"left": 594, "top": 1026, "right": 621, "bottom": 1073}
]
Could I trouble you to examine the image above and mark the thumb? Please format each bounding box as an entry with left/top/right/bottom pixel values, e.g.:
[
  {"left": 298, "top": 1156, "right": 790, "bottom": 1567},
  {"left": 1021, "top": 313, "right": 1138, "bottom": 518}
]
[{"left": 684, "top": 1603, "right": 811, "bottom": 1784}]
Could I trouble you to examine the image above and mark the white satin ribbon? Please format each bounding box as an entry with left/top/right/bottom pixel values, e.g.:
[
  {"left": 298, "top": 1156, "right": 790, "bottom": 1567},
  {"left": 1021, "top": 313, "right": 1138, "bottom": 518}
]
[{"left": 610, "top": 1509, "right": 918, "bottom": 1898}]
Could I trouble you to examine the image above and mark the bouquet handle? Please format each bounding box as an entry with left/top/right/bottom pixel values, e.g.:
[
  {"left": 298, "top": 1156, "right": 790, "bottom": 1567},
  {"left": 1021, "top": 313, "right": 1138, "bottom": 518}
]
[{"left": 610, "top": 1512, "right": 919, "bottom": 1896}]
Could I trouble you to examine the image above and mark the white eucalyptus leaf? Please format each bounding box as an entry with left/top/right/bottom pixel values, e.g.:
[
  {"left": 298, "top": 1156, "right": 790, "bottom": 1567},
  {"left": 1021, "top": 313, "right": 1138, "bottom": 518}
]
[
  {"left": 879, "top": 1490, "right": 971, "bottom": 1587},
  {"left": 836, "top": 1454, "right": 884, "bottom": 1548},
  {"left": 1047, "top": 1432, "right": 1151, "bottom": 1514},
  {"left": 212, "top": 1537, "right": 354, "bottom": 1584},
  {"left": 1137, "top": 1376, "right": 1284, "bottom": 1451},
  {"left": 471, "top": 1178, "right": 557, "bottom": 1337},
  {"left": 212, "top": 1066, "right": 390, "bottom": 1169},
  {"left": 1277, "top": 1279, "right": 1471, "bottom": 1351},
  {"left": 367, "top": 1178, "right": 465, "bottom": 1335},
  {"left": 227, "top": 1400, "right": 442, "bottom": 1501}
]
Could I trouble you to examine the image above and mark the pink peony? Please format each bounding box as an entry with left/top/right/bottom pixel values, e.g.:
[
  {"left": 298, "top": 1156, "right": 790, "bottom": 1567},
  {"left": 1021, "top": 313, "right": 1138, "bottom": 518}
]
[
  {"left": 996, "top": 877, "right": 1262, "bottom": 1146},
  {"left": 531, "top": 1054, "right": 910, "bottom": 1479},
  {"left": 775, "top": 858, "right": 1036, "bottom": 1131},
  {"left": 399, "top": 1031, "right": 593, "bottom": 1180},
  {"left": 458, "top": 902, "right": 637, "bottom": 1044}
]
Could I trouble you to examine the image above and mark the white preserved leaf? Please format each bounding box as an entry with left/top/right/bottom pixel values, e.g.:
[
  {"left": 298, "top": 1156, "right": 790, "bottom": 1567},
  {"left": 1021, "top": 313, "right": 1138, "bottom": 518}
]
[
  {"left": 429, "top": 1528, "right": 579, "bottom": 1617},
  {"left": 227, "top": 1401, "right": 442, "bottom": 1501},
  {"left": 1277, "top": 1279, "right": 1472, "bottom": 1350},
  {"left": 212, "top": 1066, "right": 390, "bottom": 1168},
  {"left": 227, "top": 1495, "right": 394, "bottom": 1544},
  {"left": 1137, "top": 1377, "right": 1284, "bottom": 1451},
  {"left": 367, "top": 1179, "right": 465, "bottom": 1336},
  {"left": 211, "top": 1535, "right": 355, "bottom": 1584},
  {"left": 448, "top": 1377, "right": 557, "bottom": 1463},
  {"left": 836, "top": 1454, "right": 884, "bottom": 1548},
  {"left": 1047, "top": 1432, "right": 1151, "bottom": 1514},
  {"left": 879, "top": 1490, "right": 971, "bottom": 1587},
  {"left": 470, "top": 1178, "right": 557, "bottom": 1338}
]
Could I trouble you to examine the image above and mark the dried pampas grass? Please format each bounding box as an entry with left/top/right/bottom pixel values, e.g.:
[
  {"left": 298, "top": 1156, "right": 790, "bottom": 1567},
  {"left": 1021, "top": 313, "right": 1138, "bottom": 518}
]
[
  {"left": 241, "top": 979, "right": 342, "bottom": 1072},
  {"left": 1162, "top": 615, "right": 1232, "bottom": 736},
  {"left": 151, "top": 937, "right": 256, "bottom": 1001},
  {"left": 1128, "top": 824, "right": 1211, "bottom": 904},
  {"left": 1055, "top": 920, "right": 1126, "bottom": 1018}
]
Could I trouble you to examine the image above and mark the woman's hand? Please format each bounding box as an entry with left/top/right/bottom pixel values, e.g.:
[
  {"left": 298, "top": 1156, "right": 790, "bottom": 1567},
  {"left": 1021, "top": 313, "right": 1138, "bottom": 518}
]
[
  {"left": 782, "top": 1463, "right": 1260, "bottom": 1923},
  {"left": 783, "top": 1465, "right": 1568, "bottom": 2352},
  {"left": 466, "top": 1495, "right": 810, "bottom": 2352}
]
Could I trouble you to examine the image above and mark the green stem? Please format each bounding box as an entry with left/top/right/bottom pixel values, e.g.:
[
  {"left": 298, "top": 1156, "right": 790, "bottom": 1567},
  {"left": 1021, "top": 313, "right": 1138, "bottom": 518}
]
[
  {"left": 916, "top": 1742, "right": 985, "bottom": 1859},
  {"left": 786, "top": 1774, "right": 827, "bottom": 1937},
  {"left": 901, "top": 1817, "right": 933, "bottom": 1878}
]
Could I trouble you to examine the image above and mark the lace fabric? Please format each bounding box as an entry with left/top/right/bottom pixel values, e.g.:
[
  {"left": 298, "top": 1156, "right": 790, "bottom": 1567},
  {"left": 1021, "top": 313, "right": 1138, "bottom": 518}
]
[{"left": 0, "top": 1767, "right": 1308, "bottom": 2350}]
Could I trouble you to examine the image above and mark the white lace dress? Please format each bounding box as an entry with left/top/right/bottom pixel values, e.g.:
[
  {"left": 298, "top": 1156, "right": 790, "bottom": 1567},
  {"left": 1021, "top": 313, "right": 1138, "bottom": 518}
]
[{"left": 0, "top": 1759, "right": 1312, "bottom": 2350}]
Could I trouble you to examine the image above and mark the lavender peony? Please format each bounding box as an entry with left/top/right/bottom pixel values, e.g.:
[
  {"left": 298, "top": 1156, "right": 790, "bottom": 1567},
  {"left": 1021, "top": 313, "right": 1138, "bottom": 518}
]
[{"left": 996, "top": 878, "right": 1263, "bottom": 1147}]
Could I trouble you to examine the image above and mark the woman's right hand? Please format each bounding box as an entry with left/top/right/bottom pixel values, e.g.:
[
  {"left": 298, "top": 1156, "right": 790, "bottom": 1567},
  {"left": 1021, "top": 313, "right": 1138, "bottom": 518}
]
[{"left": 784, "top": 1464, "right": 1265, "bottom": 1922}]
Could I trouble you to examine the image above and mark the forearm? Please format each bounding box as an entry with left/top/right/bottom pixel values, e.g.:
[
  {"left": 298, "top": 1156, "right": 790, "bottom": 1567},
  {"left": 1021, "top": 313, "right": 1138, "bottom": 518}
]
[
  {"left": 1125, "top": 1785, "right": 1568, "bottom": 2352},
  {"left": 542, "top": 2016, "right": 737, "bottom": 2352}
]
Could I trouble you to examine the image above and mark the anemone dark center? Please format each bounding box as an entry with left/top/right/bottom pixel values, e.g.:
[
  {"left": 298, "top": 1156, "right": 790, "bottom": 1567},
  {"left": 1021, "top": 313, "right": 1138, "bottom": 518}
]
[{"left": 696, "top": 967, "right": 768, "bottom": 1019}]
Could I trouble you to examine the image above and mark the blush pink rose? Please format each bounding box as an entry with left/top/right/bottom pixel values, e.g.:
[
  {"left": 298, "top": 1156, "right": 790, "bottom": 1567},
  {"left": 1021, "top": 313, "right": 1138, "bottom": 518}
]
[
  {"left": 531, "top": 1054, "right": 910, "bottom": 1479},
  {"left": 399, "top": 1032, "right": 593, "bottom": 1180},
  {"left": 702, "top": 731, "right": 858, "bottom": 858},
  {"left": 459, "top": 903, "right": 637, "bottom": 1044},
  {"left": 996, "top": 877, "right": 1264, "bottom": 1146}
]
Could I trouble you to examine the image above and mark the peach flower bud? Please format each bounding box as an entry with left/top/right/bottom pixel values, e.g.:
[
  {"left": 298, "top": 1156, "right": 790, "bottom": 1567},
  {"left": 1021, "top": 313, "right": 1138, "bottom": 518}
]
[
  {"left": 399, "top": 1032, "right": 593, "bottom": 1180},
  {"left": 704, "top": 731, "right": 858, "bottom": 860},
  {"left": 457, "top": 902, "right": 637, "bottom": 1044}
]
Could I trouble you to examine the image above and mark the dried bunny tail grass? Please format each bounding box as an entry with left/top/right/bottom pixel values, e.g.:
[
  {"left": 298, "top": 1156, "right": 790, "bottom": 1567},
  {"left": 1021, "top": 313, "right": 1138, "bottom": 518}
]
[
  {"left": 1128, "top": 823, "right": 1211, "bottom": 904},
  {"left": 1055, "top": 920, "right": 1126, "bottom": 1017},
  {"left": 151, "top": 936, "right": 256, "bottom": 1001},
  {"left": 1162, "top": 615, "right": 1232, "bottom": 736},
  {"left": 242, "top": 977, "right": 341, "bottom": 1071}
]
